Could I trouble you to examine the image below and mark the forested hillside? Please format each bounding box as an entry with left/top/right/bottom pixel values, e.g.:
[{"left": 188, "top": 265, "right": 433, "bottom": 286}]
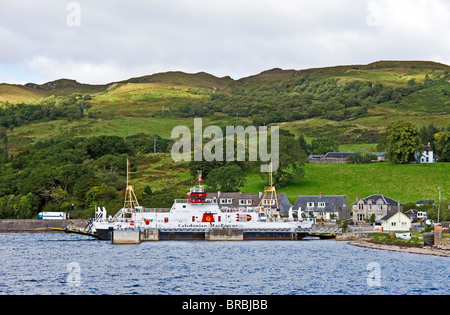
[{"left": 0, "top": 61, "right": 449, "bottom": 219}]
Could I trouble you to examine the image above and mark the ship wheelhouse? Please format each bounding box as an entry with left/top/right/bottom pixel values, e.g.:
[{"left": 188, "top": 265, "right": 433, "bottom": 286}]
[
  {"left": 187, "top": 192, "right": 207, "bottom": 204},
  {"left": 186, "top": 172, "right": 207, "bottom": 204}
]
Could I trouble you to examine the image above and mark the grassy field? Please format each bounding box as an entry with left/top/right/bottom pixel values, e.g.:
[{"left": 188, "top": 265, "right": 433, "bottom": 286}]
[{"left": 242, "top": 163, "right": 449, "bottom": 205}]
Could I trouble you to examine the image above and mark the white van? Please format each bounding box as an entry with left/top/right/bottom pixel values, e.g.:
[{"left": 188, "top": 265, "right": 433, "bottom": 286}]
[
  {"left": 38, "top": 212, "right": 69, "bottom": 220},
  {"left": 417, "top": 212, "right": 427, "bottom": 220}
]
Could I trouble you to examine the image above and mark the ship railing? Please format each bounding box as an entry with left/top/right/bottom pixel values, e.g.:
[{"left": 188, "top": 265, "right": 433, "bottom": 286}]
[
  {"left": 142, "top": 208, "right": 171, "bottom": 213},
  {"left": 174, "top": 199, "right": 188, "bottom": 203},
  {"left": 220, "top": 208, "right": 257, "bottom": 213},
  {"left": 243, "top": 227, "right": 293, "bottom": 232},
  {"left": 113, "top": 209, "right": 125, "bottom": 219}
]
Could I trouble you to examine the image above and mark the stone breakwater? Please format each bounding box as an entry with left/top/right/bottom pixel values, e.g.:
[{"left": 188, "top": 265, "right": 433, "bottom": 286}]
[{"left": 0, "top": 219, "right": 86, "bottom": 233}]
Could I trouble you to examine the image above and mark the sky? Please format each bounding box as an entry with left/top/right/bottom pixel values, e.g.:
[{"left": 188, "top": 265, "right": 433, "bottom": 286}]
[{"left": 0, "top": 0, "right": 449, "bottom": 84}]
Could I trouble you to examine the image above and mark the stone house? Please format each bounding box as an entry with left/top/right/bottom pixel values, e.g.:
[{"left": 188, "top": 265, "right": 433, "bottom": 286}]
[
  {"left": 292, "top": 193, "right": 351, "bottom": 222},
  {"left": 309, "top": 152, "right": 357, "bottom": 164},
  {"left": 352, "top": 195, "right": 403, "bottom": 223}
]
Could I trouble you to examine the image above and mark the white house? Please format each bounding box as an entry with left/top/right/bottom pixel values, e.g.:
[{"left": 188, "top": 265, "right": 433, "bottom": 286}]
[
  {"left": 380, "top": 212, "right": 411, "bottom": 232},
  {"left": 415, "top": 142, "right": 434, "bottom": 163}
]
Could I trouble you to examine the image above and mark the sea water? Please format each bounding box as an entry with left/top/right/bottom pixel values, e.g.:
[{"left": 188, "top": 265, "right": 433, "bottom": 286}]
[{"left": 0, "top": 233, "right": 448, "bottom": 295}]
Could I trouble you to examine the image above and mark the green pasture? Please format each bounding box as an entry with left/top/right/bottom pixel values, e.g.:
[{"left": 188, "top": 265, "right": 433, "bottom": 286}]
[{"left": 242, "top": 163, "right": 449, "bottom": 205}]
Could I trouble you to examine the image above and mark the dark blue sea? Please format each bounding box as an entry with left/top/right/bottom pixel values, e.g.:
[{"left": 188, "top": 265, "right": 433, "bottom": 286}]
[{"left": 0, "top": 233, "right": 448, "bottom": 295}]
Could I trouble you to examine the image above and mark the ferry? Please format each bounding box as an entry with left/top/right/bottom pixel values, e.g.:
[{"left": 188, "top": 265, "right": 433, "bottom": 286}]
[{"left": 91, "top": 161, "right": 313, "bottom": 240}]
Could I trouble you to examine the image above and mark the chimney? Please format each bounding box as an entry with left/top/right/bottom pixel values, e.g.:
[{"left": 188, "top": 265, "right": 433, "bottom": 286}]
[
  {"left": 319, "top": 192, "right": 323, "bottom": 198},
  {"left": 356, "top": 194, "right": 360, "bottom": 202},
  {"left": 218, "top": 191, "right": 221, "bottom": 198},
  {"left": 259, "top": 190, "right": 263, "bottom": 199}
]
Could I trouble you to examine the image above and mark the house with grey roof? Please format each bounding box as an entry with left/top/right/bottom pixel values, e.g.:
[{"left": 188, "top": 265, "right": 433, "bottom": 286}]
[
  {"left": 352, "top": 194, "right": 403, "bottom": 223},
  {"left": 415, "top": 200, "right": 435, "bottom": 207},
  {"left": 414, "top": 142, "right": 435, "bottom": 163},
  {"left": 292, "top": 193, "right": 350, "bottom": 222},
  {"left": 373, "top": 152, "right": 387, "bottom": 162},
  {"left": 309, "top": 152, "right": 357, "bottom": 164},
  {"left": 380, "top": 211, "right": 411, "bottom": 232},
  {"left": 205, "top": 191, "right": 292, "bottom": 217}
]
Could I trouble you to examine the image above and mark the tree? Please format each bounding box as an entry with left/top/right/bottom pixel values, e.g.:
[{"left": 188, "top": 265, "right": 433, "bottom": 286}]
[
  {"left": 297, "top": 134, "right": 310, "bottom": 155},
  {"left": 310, "top": 137, "right": 339, "bottom": 155},
  {"left": 0, "top": 129, "right": 8, "bottom": 164},
  {"left": 434, "top": 131, "right": 450, "bottom": 161},
  {"left": 347, "top": 152, "right": 377, "bottom": 164},
  {"left": 86, "top": 136, "right": 132, "bottom": 159},
  {"left": 259, "top": 131, "right": 307, "bottom": 188},
  {"left": 19, "top": 193, "right": 41, "bottom": 218},
  {"left": 272, "top": 133, "right": 307, "bottom": 187},
  {"left": 385, "top": 121, "right": 422, "bottom": 164},
  {"left": 85, "top": 183, "right": 118, "bottom": 207},
  {"left": 419, "top": 123, "right": 439, "bottom": 148},
  {"left": 206, "top": 164, "right": 246, "bottom": 192},
  {"left": 143, "top": 185, "right": 153, "bottom": 196}
]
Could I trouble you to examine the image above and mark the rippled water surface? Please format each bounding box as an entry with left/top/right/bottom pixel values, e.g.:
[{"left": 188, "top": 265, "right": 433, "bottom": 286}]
[{"left": 0, "top": 233, "right": 448, "bottom": 295}]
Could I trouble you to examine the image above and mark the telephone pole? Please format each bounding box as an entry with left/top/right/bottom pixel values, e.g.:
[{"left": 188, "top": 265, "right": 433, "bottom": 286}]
[{"left": 438, "top": 186, "right": 441, "bottom": 223}]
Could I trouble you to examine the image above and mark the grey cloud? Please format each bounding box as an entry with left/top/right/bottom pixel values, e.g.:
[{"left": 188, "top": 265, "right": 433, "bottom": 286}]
[{"left": 0, "top": 0, "right": 448, "bottom": 84}]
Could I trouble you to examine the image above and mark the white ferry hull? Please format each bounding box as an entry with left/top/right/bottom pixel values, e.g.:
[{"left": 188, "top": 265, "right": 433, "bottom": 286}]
[{"left": 91, "top": 171, "right": 313, "bottom": 240}]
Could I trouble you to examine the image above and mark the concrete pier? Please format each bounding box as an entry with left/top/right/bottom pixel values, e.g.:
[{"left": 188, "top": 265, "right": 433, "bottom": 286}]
[
  {"left": 111, "top": 230, "right": 141, "bottom": 244},
  {"left": 141, "top": 229, "right": 159, "bottom": 241},
  {"left": 206, "top": 229, "right": 244, "bottom": 241},
  {"left": 336, "top": 232, "right": 369, "bottom": 241},
  {"left": 0, "top": 219, "right": 86, "bottom": 233}
]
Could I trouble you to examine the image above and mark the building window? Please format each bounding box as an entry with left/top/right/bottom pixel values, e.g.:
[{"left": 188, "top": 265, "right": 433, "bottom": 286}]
[
  {"left": 391, "top": 222, "right": 396, "bottom": 227},
  {"left": 378, "top": 203, "right": 383, "bottom": 210},
  {"left": 318, "top": 202, "right": 325, "bottom": 208},
  {"left": 357, "top": 214, "right": 365, "bottom": 221},
  {"left": 239, "top": 199, "right": 252, "bottom": 205},
  {"left": 307, "top": 202, "right": 314, "bottom": 208},
  {"left": 220, "top": 198, "right": 233, "bottom": 205}
]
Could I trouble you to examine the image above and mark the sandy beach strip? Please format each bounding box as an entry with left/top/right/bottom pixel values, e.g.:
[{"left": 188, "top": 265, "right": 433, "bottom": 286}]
[{"left": 350, "top": 240, "right": 450, "bottom": 257}]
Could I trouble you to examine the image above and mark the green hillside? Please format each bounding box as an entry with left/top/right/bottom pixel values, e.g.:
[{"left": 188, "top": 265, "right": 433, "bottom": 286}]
[
  {"left": 0, "top": 61, "right": 449, "bottom": 219},
  {"left": 243, "top": 163, "right": 449, "bottom": 205}
]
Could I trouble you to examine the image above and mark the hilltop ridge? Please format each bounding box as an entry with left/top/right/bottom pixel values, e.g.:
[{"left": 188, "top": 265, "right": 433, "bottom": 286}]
[{"left": 1, "top": 60, "right": 448, "bottom": 103}]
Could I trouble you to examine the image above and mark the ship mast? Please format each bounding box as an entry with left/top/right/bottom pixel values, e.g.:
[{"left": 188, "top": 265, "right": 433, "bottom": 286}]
[
  {"left": 257, "top": 163, "right": 279, "bottom": 221},
  {"left": 123, "top": 159, "right": 140, "bottom": 211}
]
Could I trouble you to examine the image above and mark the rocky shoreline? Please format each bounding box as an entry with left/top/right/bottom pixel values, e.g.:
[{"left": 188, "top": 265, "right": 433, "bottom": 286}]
[{"left": 350, "top": 240, "right": 450, "bottom": 257}]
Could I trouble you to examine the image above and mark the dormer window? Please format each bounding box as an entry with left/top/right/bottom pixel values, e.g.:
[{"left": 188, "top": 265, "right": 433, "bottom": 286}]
[
  {"left": 318, "top": 202, "right": 325, "bottom": 208},
  {"left": 220, "top": 198, "right": 233, "bottom": 205},
  {"left": 263, "top": 199, "right": 276, "bottom": 206}
]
